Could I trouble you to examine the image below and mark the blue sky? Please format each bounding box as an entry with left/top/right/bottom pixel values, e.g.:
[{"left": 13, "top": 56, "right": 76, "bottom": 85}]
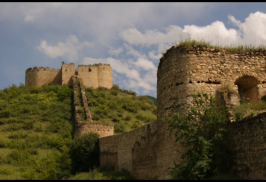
[{"left": 1, "top": 3, "right": 266, "bottom": 98}]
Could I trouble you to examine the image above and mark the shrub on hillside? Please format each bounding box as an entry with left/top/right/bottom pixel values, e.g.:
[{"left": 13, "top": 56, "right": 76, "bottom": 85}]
[
  {"left": 164, "top": 92, "right": 233, "bottom": 180},
  {"left": 110, "top": 89, "right": 119, "bottom": 96},
  {"left": 22, "top": 148, "right": 71, "bottom": 180},
  {"left": 69, "top": 132, "right": 100, "bottom": 174},
  {"left": 111, "top": 84, "right": 120, "bottom": 90},
  {"left": 114, "top": 123, "right": 126, "bottom": 134}
]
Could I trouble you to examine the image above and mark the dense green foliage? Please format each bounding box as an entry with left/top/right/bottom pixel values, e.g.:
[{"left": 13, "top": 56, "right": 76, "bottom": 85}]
[
  {"left": 164, "top": 92, "right": 235, "bottom": 180},
  {"left": 69, "top": 132, "right": 100, "bottom": 174},
  {"left": 232, "top": 100, "right": 266, "bottom": 121},
  {"left": 143, "top": 95, "right": 157, "bottom": 106},
  {"left": 85, "top": 84, "right": 157, "bottom": 133},
  {"left": 68, "top": 165, "right": 136, "bottom": 180},
  {"left": 0, "top": 83, "right": 74, "bottom": 179}
]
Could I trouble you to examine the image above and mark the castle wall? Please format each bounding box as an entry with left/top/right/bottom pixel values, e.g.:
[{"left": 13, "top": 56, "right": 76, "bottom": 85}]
[
  {"left": 26, "top": 63, "right": 112, "bottom": 89},
  {"left": 77, "top": 65, "right": 99, "bottom": 88},
  {"left": 227, "top": 112, "right": 266, "bottom": 180},
  {"left": 75, "top": 123, "right": 114, "bottom": 138},
  {"left": 72, "top": 76, "right": 114, "bottom": 139},
  {"left": 99, "top": 119, "right": 186, "bottom": 180},
  {"left": 157, "top": 46, "right": 266, "bottom": 119},
  {"left": 25, "top": 67, "right": 61, "bottom": 87},
  {"left": 98, "top": 64, "right": 112, "bottom": 89},
  {"left": 62, "top": 63, "right": 75, "bottom": 86}
]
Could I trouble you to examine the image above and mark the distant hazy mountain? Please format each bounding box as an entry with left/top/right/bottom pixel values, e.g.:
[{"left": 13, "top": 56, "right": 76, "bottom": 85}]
[{"left": 143, "top": 95, "right": 157, "bottom": 106}]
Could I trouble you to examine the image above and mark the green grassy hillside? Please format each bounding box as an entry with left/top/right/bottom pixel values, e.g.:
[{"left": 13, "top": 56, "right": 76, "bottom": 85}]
[
  {"left": 85, "top": 85, "right": 157, "bottom": 134},
  {"left": 0, "top": 83, "right": 156, "bottom": 180},
  {"left": 143, "top": 95, "right": 157, "bottom": 106}
]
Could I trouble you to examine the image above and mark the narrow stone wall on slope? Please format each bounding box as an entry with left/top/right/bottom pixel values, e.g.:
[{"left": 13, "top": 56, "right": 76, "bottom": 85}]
[
  {"left": 79, "top": 78, "right": 92, "bottom": 121},
  {"left": 72, "top": 76, "right": 114, "bottom": 139}
]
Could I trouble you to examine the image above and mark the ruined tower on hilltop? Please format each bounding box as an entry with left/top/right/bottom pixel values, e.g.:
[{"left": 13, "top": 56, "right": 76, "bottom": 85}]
[
  {"left": 25, "top": 63, "right": 112, "bottom": 89},
  {"left": 157, "top": 45, "right": 266, "bottom": 119}
]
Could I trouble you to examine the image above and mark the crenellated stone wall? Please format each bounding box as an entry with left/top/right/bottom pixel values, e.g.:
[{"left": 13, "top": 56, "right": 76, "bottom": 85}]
[
  {"left": 25, "top": 63, "right": 112, "bottom": 89},
  {"left": 25, "top": 67, "right": 61, "bottom": 87}
]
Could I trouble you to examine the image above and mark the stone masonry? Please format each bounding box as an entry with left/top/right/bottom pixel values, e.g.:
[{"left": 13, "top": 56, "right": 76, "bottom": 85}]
[
  {"left": 72, "top": 76, "right": 113, "bottom": 139},
  {"left": 99, "top": 45, "right": 266, "bottom": 180},
  {"left": 25, "top": 63, "right": 112, "bottom": 89},
  {"left": 157, "top": 45, "right": 266, "bottom": 119}
]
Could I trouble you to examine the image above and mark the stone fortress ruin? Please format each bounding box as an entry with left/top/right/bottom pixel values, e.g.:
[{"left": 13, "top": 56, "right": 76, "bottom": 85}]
[
  {"left": 25, "top": 62, "right": 114, "bottom": 140},
  {"left": 157, "top": 45, "right": 266, "bottom": 119},
  {"left": 25, "top": 45, "right": 266, "bottom": 179},
  {"left": 100, "top": 45, "right": 266, "bottom": 180},
  {"left": 25, "top": 62, "right": 112, "bottom": 89}
]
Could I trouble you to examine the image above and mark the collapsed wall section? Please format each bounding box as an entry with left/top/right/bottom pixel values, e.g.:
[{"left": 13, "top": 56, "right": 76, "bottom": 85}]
[
  {"left": 157, "top": 45, "right": 266, "bottom": 119},
  {"left": 99, "top": 119, "right": 186, "bottom": 179},
  {"left": 25, "top": 67, "right": 61, "bottom": 87}
]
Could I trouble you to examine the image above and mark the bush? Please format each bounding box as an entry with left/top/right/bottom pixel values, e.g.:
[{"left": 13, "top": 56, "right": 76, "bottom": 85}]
[
  {"left": 23, "top": 121, "right": 34, "bottom": 130},
  {"left": 0, "top": 168, "right": 13, "bottom": 175},
  {"left": 122, "top": 103, "right": 138, "bottom": 113},
  {"left": 4, "top": 123, "right": 23, "bottom": 131},
  {"left": 128, "top": 91, "right": 137, "bottom": 96},
  {"left": 6, "top": 149, "right": 34, "bottom": 165},
  {"left": 131, "top": 121, "right": 141, "bottom": 129},
  {"left": 111, "top": 85, "right": 120, "bottom": 90},
  {"left": 164, "top": 92, "right": 233, "bottom": 180},
  {"left": 22, "top": 149, "right": 71, "bottom": 180},
  {"left": 110, "top": 90, "right": 119, "bottom": 96},
  {"left": 93, "top": 115, "right": 100, "bottom": 121},
  {"left": 124, "top": 114, "right": 132, "bottom": 121},
  {"left": 69, "top": 132, "right": 100, "bottom": 174},
  {"left": 114, "top": 123, "right": 126, "bottom": 134},
  {"left": 8, "top": 131, "right": 28, "bottom": 139},
  {"left": 86, "top": 87, "right": 94, "bottom": 93},
  {"left": 112, "top": 118, "right": 120, "bottom": 123},
  {"left": 77, "top": 107, "right": 84, "bottom": 113},
  {"left": 0, "top": 110, "right": 10, "bottom": 118},
  {"left": 234, "top": 110, "right": 245, "bottom": 121}
]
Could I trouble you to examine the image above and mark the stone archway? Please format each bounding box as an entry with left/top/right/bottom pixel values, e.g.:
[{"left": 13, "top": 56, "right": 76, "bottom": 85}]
[{"left": 235, "top": 76, "right": 258, "bottom": 103}]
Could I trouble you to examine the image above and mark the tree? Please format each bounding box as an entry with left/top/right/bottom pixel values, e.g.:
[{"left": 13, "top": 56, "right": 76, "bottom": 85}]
[{"left": 163, "top": 92, "right": 234, "bottom": 180}]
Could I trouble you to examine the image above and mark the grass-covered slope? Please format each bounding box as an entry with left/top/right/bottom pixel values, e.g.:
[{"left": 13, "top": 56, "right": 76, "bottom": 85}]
[
  {"left": 0, "top": 83, "right": 157, "bottom": 180},
  {"left": 85, "top": 85, "right": 157, "bottom": 134},
  {"left": 0, "top": 83, "right": 74, "bottom": 180},
  {"left": 143, "top": 95, "right": 157, "bottom": 106}
]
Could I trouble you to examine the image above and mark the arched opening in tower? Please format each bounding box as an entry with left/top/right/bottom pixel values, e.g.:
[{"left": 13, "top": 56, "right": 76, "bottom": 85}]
[{"left": 235, "top": 76, "right": 258, "bottom": 103}]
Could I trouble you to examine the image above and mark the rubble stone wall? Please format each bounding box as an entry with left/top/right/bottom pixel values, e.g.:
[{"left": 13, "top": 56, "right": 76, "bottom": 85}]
[
  {"left": 99, "top": 119, "right": 186, "bottom": 180},
  {"left": 157, "top": 45, "right": 266, "bottom": 119},
  {"left": 25, "top": 67, "right": 61, "bottom": 87},
  {"left": 228, "top": 112, "right": 266, "bottom": 180},
  {"left": 25, "top": 63, "right": 112, "bottom": 89}
]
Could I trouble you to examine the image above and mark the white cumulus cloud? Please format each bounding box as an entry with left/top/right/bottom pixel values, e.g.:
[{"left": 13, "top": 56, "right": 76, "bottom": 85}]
[
  {"left": 108, "top": 47, "right": 123, "bottom": 56},
  {"left": 133, "top": 57, "right": 156, "bottom": 71},
  {"left": 37, "top": 35, "right": 94, "bottom": 62}
]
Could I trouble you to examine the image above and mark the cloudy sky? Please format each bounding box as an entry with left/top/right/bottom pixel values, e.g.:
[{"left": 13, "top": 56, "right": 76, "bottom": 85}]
[{"left": 1, "top": 3, "right": 266, "bottom": 97}]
